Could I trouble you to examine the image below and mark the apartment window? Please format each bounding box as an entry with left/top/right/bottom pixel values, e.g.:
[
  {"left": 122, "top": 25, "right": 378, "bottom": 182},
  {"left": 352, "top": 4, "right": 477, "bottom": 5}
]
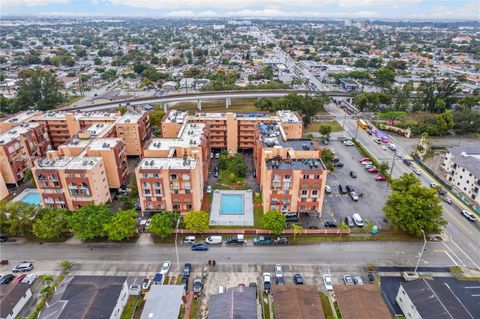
[
  {"left": 154, "top": 182, "right": 161, "bottom": 188},
  {"left": 170, "top": 174, "right": 177, "bottom": 180},
  {"left": 186, "top": 204, "right": 192, "bottom": 210},
  {"left": 312, "top": 190, "right": 318, "bottom": 197},
  {"left": 284, "top": 175, "right": 290, "bottom": 180},
  {"left": 173, "top": 190, "right": 179, "bottom": 194},
  {"left": 143, "top": 182, "right": 150, "bottom": 188},
  {"left": 173, "top": 204, "right": 180, "bottom": 210},
  {"left": 183, "top": 174, "right": 190, "bottom": 180},
  {"left": 303, "top": 174, "right": 309, "bottom": 179},
  {"left": 142, "top": 174, "right": 148, "bottom": 178},
  {"left": 184, "top": 182, "right": 191, "bottom": 189},
  {"left": 155, "top": 189, "right": 162, "bottom": 195},
  {"left": 314, "top": 174, "right": 320, "bottom": 179},
  {"left": 185, "top": 189, "right": 191, "bottom": 194},
  {"left": 301, "top": 190, "right": 308, "bottom": 196},
  {"left": 144, "top": 189, "right": 151, "bottom": 195},
  {"left": 154, "top": 173, "right": 159, "bottom": 178}
]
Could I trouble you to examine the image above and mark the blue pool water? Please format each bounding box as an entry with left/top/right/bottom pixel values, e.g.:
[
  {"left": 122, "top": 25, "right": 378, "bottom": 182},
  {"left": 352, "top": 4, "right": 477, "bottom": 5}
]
[
  {"left": 221, "top": 194, "right": 244, "bottom": 215},
  {"left": 20, "top": 192, "right": 42, "bottom": 205}
]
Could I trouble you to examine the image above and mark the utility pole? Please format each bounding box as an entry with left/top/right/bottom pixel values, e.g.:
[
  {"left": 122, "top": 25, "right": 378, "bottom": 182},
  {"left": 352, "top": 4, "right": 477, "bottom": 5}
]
[
  {"left": 414, "top": 230, "right": 427, "bottom": 275},
  {"left": 174, "top": 216, "right": 181, "bottom": 272},
  {"left": 389, "top": 151, "right": 397, "bottom": 176},
  {"left": 354, "top": 120, "right": 360, "bottom": 139}
]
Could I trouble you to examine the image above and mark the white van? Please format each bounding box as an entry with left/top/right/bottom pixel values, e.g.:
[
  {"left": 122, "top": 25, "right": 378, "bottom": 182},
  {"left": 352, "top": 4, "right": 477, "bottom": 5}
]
[
  {"left": 352, "top": 213, "right": 364, "bottom": 227},
  {"left": 181, "top": 236, "right": 196, "bottom": 245},
  {"left": 205, "top": 236, "right": 223, "bottom": 245}
]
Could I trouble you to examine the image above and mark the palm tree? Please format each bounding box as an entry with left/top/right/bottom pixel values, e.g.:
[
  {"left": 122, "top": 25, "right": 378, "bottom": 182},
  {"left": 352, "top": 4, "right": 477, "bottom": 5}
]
[
  {"left": 42, "top": 275, "right": 53, "bottom": 287},
  {"left": 291, "top": 223, "right": 304, "bottom": 240},
  {"left": 379, "top": 161, "right": 390, "bottom": 177},
  {"left": 339, "top": 221, "right": 350, "bottom": 237},
  {"left": 40, "top": 286, "right": 53, "bottom": 299}
]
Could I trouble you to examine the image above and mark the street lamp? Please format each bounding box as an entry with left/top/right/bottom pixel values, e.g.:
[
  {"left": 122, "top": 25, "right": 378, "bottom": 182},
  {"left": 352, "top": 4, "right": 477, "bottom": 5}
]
[
  {"left": 414, "top": 229, "right": 427, "bottom": 275},
  {"left": 174, "top": 216, "right": 181, "bottom": 272}
]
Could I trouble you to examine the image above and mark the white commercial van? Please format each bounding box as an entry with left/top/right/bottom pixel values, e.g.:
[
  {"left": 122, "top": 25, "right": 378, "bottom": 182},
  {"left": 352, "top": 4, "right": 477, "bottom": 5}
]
[{"left": 205, "top": 236, "right": 223, "bottom": 245}]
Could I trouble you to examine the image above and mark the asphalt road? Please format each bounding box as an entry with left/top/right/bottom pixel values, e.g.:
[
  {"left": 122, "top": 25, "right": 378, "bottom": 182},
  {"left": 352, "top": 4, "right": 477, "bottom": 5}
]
[
  {"left": 0, "top": 241, "right": 453, "bottom": 275},
  {"left": 325, "top": 102, "right": 480, "bottom": 270}
]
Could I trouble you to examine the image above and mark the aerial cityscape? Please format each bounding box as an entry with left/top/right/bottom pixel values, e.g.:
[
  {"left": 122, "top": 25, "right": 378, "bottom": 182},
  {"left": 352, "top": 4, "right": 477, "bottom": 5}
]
[{"left": 0, "top": 1, "right": 480, "bottom": 318}]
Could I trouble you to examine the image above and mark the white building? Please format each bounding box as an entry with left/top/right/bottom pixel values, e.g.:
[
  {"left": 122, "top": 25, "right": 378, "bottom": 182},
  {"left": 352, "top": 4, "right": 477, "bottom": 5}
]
[{"left": 442, "top": 146, "right": 480, "bottom": 205}]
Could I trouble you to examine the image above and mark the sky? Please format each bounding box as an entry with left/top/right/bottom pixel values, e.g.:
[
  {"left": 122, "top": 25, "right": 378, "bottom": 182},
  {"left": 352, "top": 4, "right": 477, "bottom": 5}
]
[{"left": 1, "top": 0, "right": 479, "bottom": 20}]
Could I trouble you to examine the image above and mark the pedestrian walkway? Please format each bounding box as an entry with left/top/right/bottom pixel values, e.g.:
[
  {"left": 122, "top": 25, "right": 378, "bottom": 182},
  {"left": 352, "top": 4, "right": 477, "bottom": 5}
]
[{"left": 136, "top": 233, "right": 153, "bottom": 245}]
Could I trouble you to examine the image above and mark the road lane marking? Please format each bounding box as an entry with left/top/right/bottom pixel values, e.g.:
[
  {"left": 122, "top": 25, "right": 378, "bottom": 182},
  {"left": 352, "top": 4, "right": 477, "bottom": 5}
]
[
  {"left": 443, "top": 250, "right": 459, "bottom": 266},
  {"left": 442, "top": 242, "right": 465, "bottom": 267},
  {"left": 445, "top": 231, "right": 480, "bottom": 270}
]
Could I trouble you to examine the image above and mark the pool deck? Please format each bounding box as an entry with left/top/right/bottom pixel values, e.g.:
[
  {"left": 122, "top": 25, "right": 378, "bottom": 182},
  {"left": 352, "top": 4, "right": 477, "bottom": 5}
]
[{"left": 210, "top": 190, "right": 254, "bottom": 226}]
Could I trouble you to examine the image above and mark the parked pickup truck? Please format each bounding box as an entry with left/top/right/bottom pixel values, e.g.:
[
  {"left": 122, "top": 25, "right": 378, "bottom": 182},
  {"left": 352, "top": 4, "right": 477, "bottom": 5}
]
[
  {"left": 253, "top": 236, "right": 272, "bottom": 245},
  {"left": 226, "top": 234, "right": 245, "bottom": 244}
]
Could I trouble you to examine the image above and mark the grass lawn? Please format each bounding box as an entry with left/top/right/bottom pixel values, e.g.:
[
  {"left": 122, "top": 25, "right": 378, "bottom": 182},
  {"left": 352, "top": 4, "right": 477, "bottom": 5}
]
[
  {"left": 262, "top": 292, "right": 271, "bottom": 319},
  {"left": 189, "top": 299, "right": 200, "bottom": 319},
  {"left": 254, "top": 206, "right": 264, "bottom": 228},
  {"left": 319, "top": 293, "right": 335, "bottom": 319},
  {"left": 120, "top": 296, "right": 143, "bottom": 319},
  {"left": 305, "top": 120, "right": 344, "bottom": 133},
  {"left": 171, "top": 98, "right": 261, "bottom": 113},
  {"left": 57, "top": 95, "right": 84, "bottom": 108},
  {"left": 218, "top": 170, "right": 246, "bottom": 187}
]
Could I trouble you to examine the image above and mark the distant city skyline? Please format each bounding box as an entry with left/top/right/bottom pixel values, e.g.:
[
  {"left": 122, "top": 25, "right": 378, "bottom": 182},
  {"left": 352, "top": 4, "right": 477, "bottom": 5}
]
[{"left": 1, "top": 0, "right": 479, "bottom": 20}]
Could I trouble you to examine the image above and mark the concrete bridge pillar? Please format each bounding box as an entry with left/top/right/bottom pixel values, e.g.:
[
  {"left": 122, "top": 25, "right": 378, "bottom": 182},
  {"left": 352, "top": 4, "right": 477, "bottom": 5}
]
[
  {"left": 197, "top": 99, "right": 202, "bottom": 111},
  {"left": 349, "top": 97, "right": 353, "bottom": 104},
  {"left": 162, "top": 102, "right": 168, "bottom": 113},
  {"left": 226, "top": 97, "right": 231, "bottom": 109}
]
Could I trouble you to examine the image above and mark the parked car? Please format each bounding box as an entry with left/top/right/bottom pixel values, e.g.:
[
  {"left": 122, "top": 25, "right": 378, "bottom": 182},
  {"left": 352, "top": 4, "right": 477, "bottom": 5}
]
[
  {"left": 205, "top": 236, "right": 223, "bottom": 245},
  {"left": 0, "top": 236, "right": 7, "bottom": 243},
  {"left": 374, "top": 138, "right": 381, "bottom": 144},
  {"left": 191, "top": 244, "right": 209, "bottom": 251},
  {"left": 21, "top": 273, "right": 37, "bottom": 284},
  {"left": 263, "top": 273, "right": 272, "bottom": 292},
  {"left": 206, "top": 185, "right": 212, "bottom": 193},
  {"left": 441, "top": 196, "right": 452, "bottom": 205},
  {"left": 215, "top": 152, "right": 220, "bottom": 159},
  {"left": 349, "top": 191, "right": 359, "bottom": 201},
  {"left": 293, "top": 273, "right": 304, "bottom": 285},
  {"left": 325, "top": 185, "right": 332, "bottom": 194},
  {"left": 284, "top": 212, "right": 299, "bottom": 222},
  {"left": 388, "top": 143, "right": 396, "bottom": 151},
  {"left": 153, "top": 273, "right": 163, "bottom": 285},
  {"left": 345, "top": 216, "right": 355, "bottom": 227},
  {"left": 193, "top": 278, "right": 202, "bottom": 293},
  {"left": 332, "top": 156, "right": 340, "bottom": 163},
  {"left": 368, "top": 272, "right": 376, "bottom": 282},
  {"left": 12, "top": 263, "right": 33, "bottom": 273},
  {"left": 412, "top": 168, "right": 421, "bottom": 175},
  {"left": 274, "top": 236, "right": 288, "bottom": 245},
  {"left": 14, "top": 274, "right": 27, "bottom": 283},
  {"left": 324, "top": 220, "right": 338, "bottom": 228},
  {"left": 359, "top": 157, "right": 371, "bottom": 163},
  {"left": 461, "top": 210, "right": 477, "bottom": 222},
  {"left": 181, "top": 277, "right": 188, "bottom": 291},
  {"left": 343, "top": 275, "right": 354, "bottom": 285},
  {"left": 142, "top": 278, "right": 151, "bottom": 291},
  {"left": 214, "top": 171, "right": 219, "bottom": 178},
  {"left": 403, "top": 159, "right": 412, "bottom": 166},
  {"left": 368, "top": 167, "right": 379, "bottom": 173},
  {"left": 160, "top": 261, "right": 171, "bottom": 275},
  {"left": 375, "top": 175, "right": 386, "bottom": 182},
  {"left": 323, "top": 274, "right": 333, "bottom": 291},
  {"left": 218, "top": 286, "right": 226, "bottom": 294},
  {"left": 396, "top": 152, "right": 403, "bottom": 158},
  {"left": 182, "top": 263, "right": 192, "bottom": 278},
  {"left": 345, "top": 185, "right": 354, "bottom": 193},
  {"left": 350, "top": 171, "right": 357, "bottom": 178},
  {"left": 253, "top": 236, "right": 273, "bottom": 245},
  {"left": 249, "top": 282, "right": 257, "bottom": 289},
  {"left": 352, "top": 213, "right": 364, "bottom": 227},
  {"left": 362, "top": 161, "right": 373, "bottom": 166},
  {"left": 381, "top": 145, "right": 387, "bottom": 151},
  {"left": 430, "top": 182, "right": 439, "bottom": 188},
  {"left": 364, "top": 164, "right": 374, "bottom": 170},
  {"left": 275, "top": 264, "right": 284, "bottom": 278},
  {"left": 334, "top": 162, "right": 344, "bottom": 168},
  {"left": 354, "top": 277, "right": 364, "bottom": 285},
  {"left": 182, "top": 236, "right": 196, "bottom": 245},
  {"left": 366, "top": 129, "right": 373, "bottom": 135},
  {"left": 338, "top": 184, "right": 347, "bottom": 194},
  {"left": 0, "top": 274, "right": 14, "bottom": 284},
  {"left": 226, "top": 234, "right": 245, "bottom": 244}
]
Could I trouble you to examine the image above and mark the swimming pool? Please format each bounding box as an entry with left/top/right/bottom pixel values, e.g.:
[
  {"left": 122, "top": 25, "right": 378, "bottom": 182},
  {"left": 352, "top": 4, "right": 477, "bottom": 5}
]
[
  {"left": 221, "top": 194, "right": 244, "bottom": 215},
  {"left": 19, "top": 192, "right": 42, "bottom": 205}
]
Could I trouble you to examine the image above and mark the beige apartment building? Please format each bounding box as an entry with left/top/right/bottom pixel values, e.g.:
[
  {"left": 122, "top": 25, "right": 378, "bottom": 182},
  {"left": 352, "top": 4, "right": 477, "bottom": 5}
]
[
  {"left": 0, "top": 122, "right": 50, "bottom": 184},
  {"left": 0, "top": 110, "right": 43, "bottom": 133},
  {"left": 115, "top": 112, "right": 151, "bottom": 156},
  {"left": 33, "top": 156, "right": 111, "bottom": 210},
  {"left": 135, "top": 157, "right": 203, "bottom": 213}
]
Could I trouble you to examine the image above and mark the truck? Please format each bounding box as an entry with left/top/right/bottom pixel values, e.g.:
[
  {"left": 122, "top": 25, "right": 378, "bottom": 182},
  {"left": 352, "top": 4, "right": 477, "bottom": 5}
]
[{"left": 226, "top": 234, "right": 245, "bottom": 244}]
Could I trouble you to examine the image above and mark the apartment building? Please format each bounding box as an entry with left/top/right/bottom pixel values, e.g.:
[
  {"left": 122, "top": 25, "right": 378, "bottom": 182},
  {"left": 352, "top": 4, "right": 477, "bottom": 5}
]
[
  {"left": 135, "top": 157, "right": 203, "bottom": 213},
  {"left": 442, "top": 146, "right": 480, "bottom": 205},
  {"left": 115, "top": 112, "right": 151, "bottom": 156},
  {"left": 0, "top": 110, "right": 42, "bottom": 133},
  {"left": 0, "top": 122, "right": 50, "bottom": 184},
  {"left": 33, "top": 156, "right": 111, "bottom": 210},
  {"left": 162, "top": 110, "right": 303, "bottom": 153},
  {"left": 254, "top": 122, "right": 327, "bottom": 216}
]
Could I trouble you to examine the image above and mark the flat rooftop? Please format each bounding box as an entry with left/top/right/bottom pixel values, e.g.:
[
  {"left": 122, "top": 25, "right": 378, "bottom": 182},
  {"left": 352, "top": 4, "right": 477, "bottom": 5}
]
[
  {"left": 1, "top": 110, "right": 39, "bottom": 124},
  {"left": 147, "top": 123, "right": 205, "bottom": 151},
  {"left": 82, "top": 123, "right": 110, "bottom": 136},
  {"left": 116, "top": 111, "right": 145, "bottom": 124},
  {"left": 277, "top": 110, "right": 301, "bottom": 123},
  {"left": 164, "top": 110, "right": 187, "bottom": 123},
  {"left": 266, "top": 158, "right": 325, "bottom": 170},
  {"left": 139, "top": 157, "right": 197, "bottom": 170},
  {"left": 61, "top": 139, "right": 91, "bottom": 148},
  {"left": 140, "top": 285, "right": 184, "bottom": 319},
  {"left": 0, "top": 122, "right": 43, "bottom": 145},
  {"left": 87, "top": 138, "right": 122, "bottom": 150},
  {"left": 36, "top": 156, "right": 101, "bottom": 170},
  {"left": 74, "top": 111, "right": 119, "bottom": 121},
  {"left": 448, "top": 145, "right": 480, "bottom": 177}
]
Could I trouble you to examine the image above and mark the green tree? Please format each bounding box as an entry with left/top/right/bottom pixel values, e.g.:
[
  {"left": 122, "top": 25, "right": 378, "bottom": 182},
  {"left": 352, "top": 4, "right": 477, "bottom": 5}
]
[
  {"left": 60, "top": 260, "right": 74, "bottom": 273},
  {"left": 384, "top": 174, "right": 447, "bottom": 236},
  {"left": 2, "top": 201, "right": 36, "bottom": 237},
  {"left": 339, "top": 221, "right": 350, "bottom": 236},
  {"left": 94, "top": 57, "right": 102, "bottom": 65},
  {"left": 318, "top": 123, "right": 332, "bottom": 140},
  {"left": 69, "top": 204, "right": 112, "bottom": 241},
  {"left": 16, "top": 68, "right": 64, "bottom": 111},
  {"left": 262, "top": 210, "right": 286, "bottom": 235},
  {"left": 291, "top": 223, "right": 303, "bottom": 240},
  {"left": 457, "top": 96, "right": 479, "bottom": 111},
  {"left": 42, "top": 275, "right": 53, "bottom": 287},
  {"left": 40, "top": 286, "right": 54, "bottom": 299},
  {"left": 104, "top": 209, "right": 137, "bottom": 241},
  {"left": 32, "top": 208, "right": 68, "bottom": 240},
  {"left": 320, "top": 149, "right": 335, "bottom": 170},
  {"left": 148, "top": 213, "right": 175, "bottom": 239},
  {"left": 373, "top": 67, "right": 395, "bottom": 87},
  {"left": 183, "top": 211, "right": 209, "bottom": 232},
  {"left": 378, "top": 161, "right": 390, "bottom": 177}
]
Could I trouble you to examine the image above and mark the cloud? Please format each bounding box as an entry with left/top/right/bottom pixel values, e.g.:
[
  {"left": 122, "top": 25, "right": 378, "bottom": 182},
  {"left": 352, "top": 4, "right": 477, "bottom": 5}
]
[
  {"left": 338, "top": 0, "right": 423, "bottom": 8},
  {"left": 164, "top": 10, "right": 218, "bottom": 17},
  {"left": 1, "top": 0, "right": 69, "bottom": 10},
  {"left": 162, "top": 9, "right": 381, "bottom": 18}
]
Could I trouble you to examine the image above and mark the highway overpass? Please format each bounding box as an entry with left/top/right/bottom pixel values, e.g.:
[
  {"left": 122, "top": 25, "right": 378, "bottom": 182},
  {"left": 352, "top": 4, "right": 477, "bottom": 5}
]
[{"left": 61, "top": 89, "right": 354, "bottom": 112}]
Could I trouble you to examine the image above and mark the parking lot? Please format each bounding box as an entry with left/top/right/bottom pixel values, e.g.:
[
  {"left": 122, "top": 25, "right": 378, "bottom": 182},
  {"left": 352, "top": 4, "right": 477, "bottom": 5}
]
[{"left": 321, "top": 139, "right": 391, "bottom": 227}]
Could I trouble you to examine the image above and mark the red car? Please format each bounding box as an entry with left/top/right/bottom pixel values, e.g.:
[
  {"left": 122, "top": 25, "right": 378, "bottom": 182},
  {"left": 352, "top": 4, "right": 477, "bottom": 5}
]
[
  {"left": 14, "top": 274, "right": 26, "bottom": 283},
  {"left": 359, "top": 157, "right": 371, "bottom": 163},
  {"left": 368, "top": 167, "right": 379, "bottom": 173},
  {"left": 375, "top": 175, "right": 386, "bottom": 181}
]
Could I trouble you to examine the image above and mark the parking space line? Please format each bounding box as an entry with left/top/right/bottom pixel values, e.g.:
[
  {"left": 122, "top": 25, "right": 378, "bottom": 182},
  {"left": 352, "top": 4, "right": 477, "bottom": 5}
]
[
  {"left": 445, "top": 231, "right": 480, "bottom": 270},
  {"left": 442, "top": 242, "right": 465, "bottom": 267}
]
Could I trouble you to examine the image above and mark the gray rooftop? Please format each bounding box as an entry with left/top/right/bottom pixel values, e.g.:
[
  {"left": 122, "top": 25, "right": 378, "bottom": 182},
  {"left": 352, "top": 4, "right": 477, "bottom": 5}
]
[
  {"left": 140, "top": 285, "right": 184, "bottom": 319},
  {"left": 266, "top": 158, "right": 325, "bottom": 171},
  {"left": 208, "top": 286, "right": 257, "bottom": 319},
  {"left": 448, "top": 145, "right": 480, "bottom": 177},
  {"left": 0, "top": 283, "right": 31, "bottom": 318},
  {"left": 39, "top": 276, "right": 127, "bottom": 319},
  {"left": 401, "top": 279, "right": 472, "bottom": 319}
]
